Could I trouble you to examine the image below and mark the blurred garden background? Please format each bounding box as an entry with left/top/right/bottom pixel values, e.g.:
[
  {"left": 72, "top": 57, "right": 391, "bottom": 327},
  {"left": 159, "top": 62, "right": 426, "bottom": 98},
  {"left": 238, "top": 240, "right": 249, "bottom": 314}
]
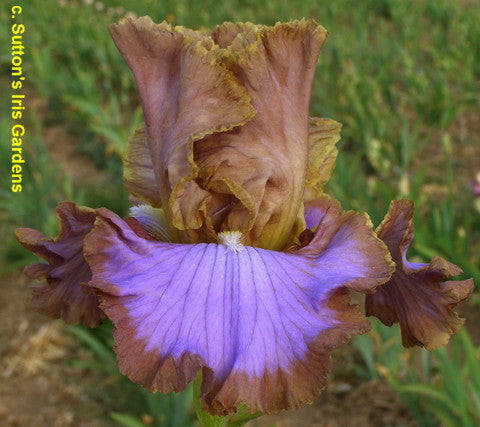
[{"left": 0, "top": 0, "right": 479, "bottom": 425}]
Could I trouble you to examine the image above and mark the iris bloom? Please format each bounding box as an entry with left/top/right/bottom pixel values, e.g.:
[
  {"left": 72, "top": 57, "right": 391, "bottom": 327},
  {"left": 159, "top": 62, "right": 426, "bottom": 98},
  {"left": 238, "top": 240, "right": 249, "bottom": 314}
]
[
  {"left": 473, "top": 172, "right": 480, "bottom": 198},
  {"left": 16, "top": 17, "right": 473, "bottom": 416}
]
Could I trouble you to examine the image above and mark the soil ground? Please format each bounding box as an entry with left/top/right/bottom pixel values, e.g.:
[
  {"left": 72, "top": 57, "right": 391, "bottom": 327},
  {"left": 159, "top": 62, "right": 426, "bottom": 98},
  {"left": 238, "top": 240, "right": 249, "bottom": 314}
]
[
  {"left": 0, "top": 274, "right": 114, "bottom": 427},
  {"left": 0, "top": 273, "right": 419, "bottom": 427}
]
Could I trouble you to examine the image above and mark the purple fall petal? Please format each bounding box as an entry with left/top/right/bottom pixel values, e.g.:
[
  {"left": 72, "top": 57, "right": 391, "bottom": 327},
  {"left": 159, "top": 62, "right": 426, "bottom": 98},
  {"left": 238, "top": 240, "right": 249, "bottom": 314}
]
[{"left": 84, "top": 199, "right": 393, "bottom": 415}]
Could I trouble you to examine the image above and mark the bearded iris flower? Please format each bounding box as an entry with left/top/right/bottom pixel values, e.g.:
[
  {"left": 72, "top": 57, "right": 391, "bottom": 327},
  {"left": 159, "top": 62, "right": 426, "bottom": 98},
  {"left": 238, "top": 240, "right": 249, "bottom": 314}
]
[{"left": 16, "top": 17, "right": 473, "bottom": 418}]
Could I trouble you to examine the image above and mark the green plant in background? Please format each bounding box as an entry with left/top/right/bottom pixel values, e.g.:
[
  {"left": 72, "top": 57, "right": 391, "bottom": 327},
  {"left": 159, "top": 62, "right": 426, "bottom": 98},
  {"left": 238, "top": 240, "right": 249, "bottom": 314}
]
[
  {"left": 0, "top": 104, "right": 130, "bottom": 273},
  {"left": 0, "top": 105, "right": 77, "bottom": 271},
  {"left": 354, "top": 320, "right": 439, "bottom": 427},
  {"left": 1, "top": 0, "right": 479, "bottom": 425},
  {"left": 376, "top": 328, "right": 480, "bottom": 427},
  {"left": 355, "top": 322, "right": 480, "bottom": 427},
  {"left": 356, "top": 319, "right": 480, "bottom": 426},
  {"left": 69, "top": 323, "right": 196, "bottom": 427}
]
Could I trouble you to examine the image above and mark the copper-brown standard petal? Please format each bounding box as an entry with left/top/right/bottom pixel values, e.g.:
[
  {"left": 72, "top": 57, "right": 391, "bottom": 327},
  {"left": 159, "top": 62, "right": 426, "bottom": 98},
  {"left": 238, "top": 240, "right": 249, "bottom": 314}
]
[
  {"left": 303, "top": 117, "right": 342, "bottom": 204},
  {"left": 110, "top": 17, "right": 255, "bottom": 242},
  {"left": 192, "top": 20, "right": 328, "bottom": 250},
  {"left": 124, "top": 115, "right": 341, "bottom": 238},
  {"left": 113, "top": 18, "right": 329, "bottom": 248},
  {"left": 365, "top": 200, "right": 474, "bottom": 349},
  {"left": 123, "top": 125, "right": 162, "bottom": 208},
  {"left": 15, "top": 202, "right": 105, "bottom": 327}
]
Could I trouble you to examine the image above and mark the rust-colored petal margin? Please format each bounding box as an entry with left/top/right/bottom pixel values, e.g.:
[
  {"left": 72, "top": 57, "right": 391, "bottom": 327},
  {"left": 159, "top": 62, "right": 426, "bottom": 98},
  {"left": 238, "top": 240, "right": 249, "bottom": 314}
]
[
  {"left": 15, "top": 202, "right": 105, "bottom": 327},
  {"left": 83, "top": 196, "right": 394, "bottom": 415},
  {"left": 204, "top": 288, "right": 370, "bottom": 415},
  {"left": 365, "top": 200, "right": 474, "bottom": 349},
  {"left": 299, "top": 195, "right": 395, "bottom": 294}
]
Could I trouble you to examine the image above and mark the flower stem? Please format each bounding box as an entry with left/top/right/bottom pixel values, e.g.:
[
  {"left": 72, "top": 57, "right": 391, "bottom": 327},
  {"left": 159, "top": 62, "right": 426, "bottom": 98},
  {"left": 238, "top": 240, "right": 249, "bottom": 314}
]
[{"left": 192, "top": 372, "right": 262, "bottom": 427}]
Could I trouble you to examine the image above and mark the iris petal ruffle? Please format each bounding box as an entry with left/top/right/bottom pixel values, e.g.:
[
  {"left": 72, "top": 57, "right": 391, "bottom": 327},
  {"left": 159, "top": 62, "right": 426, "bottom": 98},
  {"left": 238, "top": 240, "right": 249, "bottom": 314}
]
[
  {"left": 365, "top": 200, "right": 474, "bottom": 349},
  {"left": 124, "top": 115, "right": 340, "bottom": 245},
  {"left": 15, "top": 202, "right": 105, "bottom": 327},
  {"left": 83, "top": 197, "right": 393, "bottom": 415},
  {"left": 14, "top": 202, "right": 164, "bottom": 327},
  {"left": 113, "top": 18, "right": 332, "bottom": 250},
  {"left": 110, "top": 17, "right": 255, "bottom": 242},
  {"left": 303, "top": 118, "right": 342, "bottom": 204},
  {"left": 300, "top": 196, "right": 395, "bottom": 292},
  {"left": 195, "top": 20, "right": 328, "bottom": 250}
]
